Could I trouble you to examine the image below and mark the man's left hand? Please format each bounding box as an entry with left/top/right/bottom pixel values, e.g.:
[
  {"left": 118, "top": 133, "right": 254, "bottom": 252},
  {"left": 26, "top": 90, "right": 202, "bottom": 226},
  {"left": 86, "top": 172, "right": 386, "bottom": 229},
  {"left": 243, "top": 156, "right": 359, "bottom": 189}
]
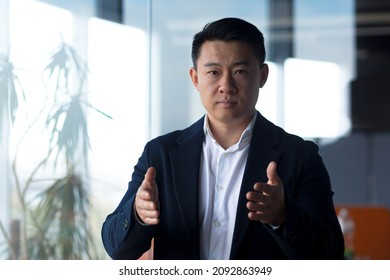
[{"left": 246, "top": 161, "right": 286, "bottom": 225}]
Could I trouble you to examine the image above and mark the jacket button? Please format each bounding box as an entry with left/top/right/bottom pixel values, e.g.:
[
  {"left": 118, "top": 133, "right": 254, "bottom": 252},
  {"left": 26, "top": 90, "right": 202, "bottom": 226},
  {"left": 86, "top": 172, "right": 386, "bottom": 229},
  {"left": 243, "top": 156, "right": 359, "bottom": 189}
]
[{"left": 289, "top": 231, "right": 298, "bottom": 243}]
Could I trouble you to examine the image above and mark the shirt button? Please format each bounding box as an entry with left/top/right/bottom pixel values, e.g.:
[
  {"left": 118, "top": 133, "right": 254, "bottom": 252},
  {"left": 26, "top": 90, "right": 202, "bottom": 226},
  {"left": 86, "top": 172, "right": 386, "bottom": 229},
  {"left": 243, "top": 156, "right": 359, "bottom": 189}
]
[
  {"left": 214, "top": 220, "right": 221, "bottom": 227},
  {"left": 216, "top": 185, "right": 223, "bottom": 191}
]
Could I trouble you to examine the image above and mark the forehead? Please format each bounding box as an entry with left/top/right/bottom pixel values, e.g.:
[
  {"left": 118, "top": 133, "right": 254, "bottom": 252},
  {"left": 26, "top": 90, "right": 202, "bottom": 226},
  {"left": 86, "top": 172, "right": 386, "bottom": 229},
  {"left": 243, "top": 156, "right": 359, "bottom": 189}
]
[{"left": 198, "top": 40, "right": 256, "bottom": 62}]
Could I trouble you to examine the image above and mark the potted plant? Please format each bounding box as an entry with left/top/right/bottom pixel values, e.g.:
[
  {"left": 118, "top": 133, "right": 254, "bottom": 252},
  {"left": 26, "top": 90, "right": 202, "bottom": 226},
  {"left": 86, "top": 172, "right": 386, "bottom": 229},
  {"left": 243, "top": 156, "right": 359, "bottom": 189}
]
[{"left": 0, "top": 41, "right": 111, "bottom": 259}]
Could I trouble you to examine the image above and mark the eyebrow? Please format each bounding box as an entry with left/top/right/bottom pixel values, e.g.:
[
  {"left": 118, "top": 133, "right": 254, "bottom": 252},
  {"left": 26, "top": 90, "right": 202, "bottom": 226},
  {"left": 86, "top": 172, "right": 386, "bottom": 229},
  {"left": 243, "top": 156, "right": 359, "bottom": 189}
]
[{"left": 203, "top": 60, "right": 252, "bottom": 67}]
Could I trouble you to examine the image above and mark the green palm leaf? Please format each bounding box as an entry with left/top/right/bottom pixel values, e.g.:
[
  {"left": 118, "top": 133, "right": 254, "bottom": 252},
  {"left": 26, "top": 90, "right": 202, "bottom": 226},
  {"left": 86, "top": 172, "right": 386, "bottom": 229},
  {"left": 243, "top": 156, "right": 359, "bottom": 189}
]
[
  {"left": 46, "top": 95, "right": 90, "bottom": 168},
  {"left": 28, "top": 170, "right": 96, "bottom": 259}
]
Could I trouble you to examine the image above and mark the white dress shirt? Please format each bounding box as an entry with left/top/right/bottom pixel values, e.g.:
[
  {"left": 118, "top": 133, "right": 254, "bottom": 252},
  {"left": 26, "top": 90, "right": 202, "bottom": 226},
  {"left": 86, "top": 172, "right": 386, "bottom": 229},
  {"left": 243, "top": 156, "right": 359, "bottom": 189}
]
[{"left": 199, "top": 114, "right": 256, "bottom": 260}]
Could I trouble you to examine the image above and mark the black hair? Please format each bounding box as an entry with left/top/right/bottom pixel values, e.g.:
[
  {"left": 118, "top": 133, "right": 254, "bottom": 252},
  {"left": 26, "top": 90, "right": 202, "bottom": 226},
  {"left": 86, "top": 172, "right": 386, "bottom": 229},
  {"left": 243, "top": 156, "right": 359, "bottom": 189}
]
[{"left": 191, "top": 17, "right": 266, "bottom": 68}]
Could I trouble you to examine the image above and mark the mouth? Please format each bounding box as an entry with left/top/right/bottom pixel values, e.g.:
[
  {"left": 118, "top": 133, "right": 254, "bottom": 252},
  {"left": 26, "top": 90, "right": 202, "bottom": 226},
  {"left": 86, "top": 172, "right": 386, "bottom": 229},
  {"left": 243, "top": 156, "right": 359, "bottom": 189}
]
[{"left": 216, "top": 100, "right": 237, "bottom": 108}]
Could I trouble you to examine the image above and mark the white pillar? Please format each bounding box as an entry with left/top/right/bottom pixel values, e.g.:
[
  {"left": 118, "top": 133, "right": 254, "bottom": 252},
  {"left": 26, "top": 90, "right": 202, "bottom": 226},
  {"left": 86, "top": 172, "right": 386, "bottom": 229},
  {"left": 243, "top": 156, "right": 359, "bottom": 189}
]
[{"left": 0, "top": 0, "right": 11, "bottom": 260}]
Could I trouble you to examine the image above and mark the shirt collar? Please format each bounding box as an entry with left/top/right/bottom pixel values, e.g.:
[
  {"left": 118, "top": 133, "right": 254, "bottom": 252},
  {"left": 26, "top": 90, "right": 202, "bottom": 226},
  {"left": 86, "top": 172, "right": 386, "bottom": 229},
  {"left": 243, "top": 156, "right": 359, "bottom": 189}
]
[{"left": 203, "top": 113, "right": 256, "bottom": 150}]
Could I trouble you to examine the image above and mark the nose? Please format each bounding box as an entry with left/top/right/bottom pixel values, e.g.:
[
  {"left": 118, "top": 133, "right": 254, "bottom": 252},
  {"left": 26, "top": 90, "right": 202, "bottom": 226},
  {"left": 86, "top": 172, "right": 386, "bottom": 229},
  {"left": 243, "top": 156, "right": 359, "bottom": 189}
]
[{"left": 218, "top": 73, "right": 237, "bottom": 94}]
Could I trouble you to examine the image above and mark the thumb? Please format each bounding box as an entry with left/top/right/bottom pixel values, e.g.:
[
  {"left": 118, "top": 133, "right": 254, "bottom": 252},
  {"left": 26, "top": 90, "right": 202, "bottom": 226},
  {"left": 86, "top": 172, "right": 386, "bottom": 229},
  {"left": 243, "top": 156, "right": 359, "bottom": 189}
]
[
  {"left": 143, "top": 167, "right": 158, "bottom": 200},
  {"left": 144, "top": 167, "right": 156, "bottom": 185},
  {"left": 266, "top": 161, "right": 281, "bottom": 185}
]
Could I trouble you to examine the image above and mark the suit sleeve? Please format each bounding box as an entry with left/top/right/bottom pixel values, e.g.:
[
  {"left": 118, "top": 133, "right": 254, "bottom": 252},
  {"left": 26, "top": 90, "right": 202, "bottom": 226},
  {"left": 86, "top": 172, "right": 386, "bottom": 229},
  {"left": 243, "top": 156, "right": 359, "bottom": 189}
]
[
  {"left": 101, "top": 142, "right": 156, "bottom": 260},
  {"left": 267, "top": 143, "right": 345, "bottom": 259}
]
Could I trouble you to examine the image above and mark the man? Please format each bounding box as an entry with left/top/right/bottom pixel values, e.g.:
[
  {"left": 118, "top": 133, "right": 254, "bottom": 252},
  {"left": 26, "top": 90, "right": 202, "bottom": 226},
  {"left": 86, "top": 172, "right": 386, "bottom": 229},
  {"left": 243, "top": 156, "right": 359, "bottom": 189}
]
[{"left": 101, "top": 17, "right": 344, "bottom": 260}]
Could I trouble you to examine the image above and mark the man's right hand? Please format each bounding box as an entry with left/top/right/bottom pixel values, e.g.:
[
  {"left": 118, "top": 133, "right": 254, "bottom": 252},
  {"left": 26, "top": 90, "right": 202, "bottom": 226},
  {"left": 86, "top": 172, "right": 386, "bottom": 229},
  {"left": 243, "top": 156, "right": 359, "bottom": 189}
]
[{"left": 135, "top": 167, "right": 160, "bottom": 225}]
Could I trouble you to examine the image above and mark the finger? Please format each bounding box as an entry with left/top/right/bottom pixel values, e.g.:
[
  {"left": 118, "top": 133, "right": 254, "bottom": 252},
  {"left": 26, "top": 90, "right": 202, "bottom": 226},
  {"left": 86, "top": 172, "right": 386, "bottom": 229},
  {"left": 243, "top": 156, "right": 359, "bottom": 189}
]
[
  {"left": 248, "top": 211, "right": 271, "bottom": 223},
  {"left": 137, "top": 186, "right": 157, "bottom": 201},
  {"left": 137, "top": 199, "right": 159, "bottom": 211},
  {"left": 135, "top": 201, "right": 160, "bottom": 225},
  {"left": 253, "top": 182, "right": 272, "bottom": 196},
  {"left": 246, "top": 189, "right": 269, "bottom": 203},
  {"left": 248, "top": 211, "right": 264, "bottom": 220},
  {"left": 142, "top": 216, "right": 160, "bottom": 225},
  {"left": 135, "top": 199, "right": 160, "bottom": 225},
  {"left": 246, "top": 201, "right": 265, "bottom": 212},
  {"left": 266, "top": 161, "right": 281, "bottom": 185},
  {"left": 137, "top": 207, "right": 160, "bottom": 219}
]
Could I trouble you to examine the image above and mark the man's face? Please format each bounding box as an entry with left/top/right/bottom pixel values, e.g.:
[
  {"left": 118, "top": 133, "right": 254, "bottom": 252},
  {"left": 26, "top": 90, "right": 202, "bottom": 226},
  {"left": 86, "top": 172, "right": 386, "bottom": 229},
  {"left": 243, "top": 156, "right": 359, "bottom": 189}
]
[{"left": 190, "top": 40, "right": 268, "bottom": 127}]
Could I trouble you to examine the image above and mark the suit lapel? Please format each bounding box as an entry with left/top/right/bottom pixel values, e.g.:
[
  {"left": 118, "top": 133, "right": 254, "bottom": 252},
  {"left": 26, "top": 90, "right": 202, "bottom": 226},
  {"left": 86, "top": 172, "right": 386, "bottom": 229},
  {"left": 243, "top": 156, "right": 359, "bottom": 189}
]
[
  {"left": 230, "top": 113, "right": 282, "bottom": 259},
  {"left": 169, "top": 118, "right": 204, "bottom": 259}
]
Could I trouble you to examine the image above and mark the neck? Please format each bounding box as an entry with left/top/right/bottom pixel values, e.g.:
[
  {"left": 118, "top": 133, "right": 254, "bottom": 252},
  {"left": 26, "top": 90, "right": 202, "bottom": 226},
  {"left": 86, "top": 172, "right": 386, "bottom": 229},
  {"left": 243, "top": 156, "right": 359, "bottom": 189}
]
[{"left": 207, "top": 114, "right": 254, "bottom": 150}]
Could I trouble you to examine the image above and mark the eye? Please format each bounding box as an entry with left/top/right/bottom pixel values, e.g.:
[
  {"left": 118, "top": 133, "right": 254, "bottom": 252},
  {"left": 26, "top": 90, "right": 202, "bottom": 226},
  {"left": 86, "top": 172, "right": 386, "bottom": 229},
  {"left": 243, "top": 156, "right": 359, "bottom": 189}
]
[
  {"left": 234, "top": 69, "right": 247, "bottom": 75},
  {"left": 207, "top": 70, "right": 219, "bottom": 76}
]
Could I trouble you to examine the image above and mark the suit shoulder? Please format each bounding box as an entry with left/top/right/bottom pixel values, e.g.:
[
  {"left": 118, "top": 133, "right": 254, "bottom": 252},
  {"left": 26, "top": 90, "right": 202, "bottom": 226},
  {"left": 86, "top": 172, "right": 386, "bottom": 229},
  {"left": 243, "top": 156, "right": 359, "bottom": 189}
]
[
  {"left": 149, "top": 129, "right": 183, "bottom": 146},
  {"left": 270, "top": 123, "right": 319, "bottom": 154},
  {"left": 147, "top": 116, "right": 204, "bottom": 148}
]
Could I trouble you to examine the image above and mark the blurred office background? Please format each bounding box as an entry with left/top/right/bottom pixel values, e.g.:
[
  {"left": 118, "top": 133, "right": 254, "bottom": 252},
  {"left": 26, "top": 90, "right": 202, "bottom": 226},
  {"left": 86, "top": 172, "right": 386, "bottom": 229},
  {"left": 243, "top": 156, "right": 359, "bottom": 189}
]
[{"left": 0, "top": 0, "right": 389, "bottom": 259}]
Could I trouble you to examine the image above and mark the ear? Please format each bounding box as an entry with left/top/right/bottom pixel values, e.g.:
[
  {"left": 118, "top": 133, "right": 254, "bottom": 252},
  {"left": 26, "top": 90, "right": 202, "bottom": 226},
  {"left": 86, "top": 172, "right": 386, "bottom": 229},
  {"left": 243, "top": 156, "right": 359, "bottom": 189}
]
[
  {"left": 259, "top": 63, "right": 269, "bottom": 88},
  {"left": 189, "top": 67, "right": 199, "bottom": 90}
]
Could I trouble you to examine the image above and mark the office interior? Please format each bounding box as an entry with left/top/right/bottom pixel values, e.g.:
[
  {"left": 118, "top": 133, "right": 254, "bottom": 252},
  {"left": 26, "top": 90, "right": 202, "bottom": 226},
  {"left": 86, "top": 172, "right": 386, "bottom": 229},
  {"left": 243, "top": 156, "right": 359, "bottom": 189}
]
[{"left": 0, "top": 0, "right": 389, "bottom": 259}]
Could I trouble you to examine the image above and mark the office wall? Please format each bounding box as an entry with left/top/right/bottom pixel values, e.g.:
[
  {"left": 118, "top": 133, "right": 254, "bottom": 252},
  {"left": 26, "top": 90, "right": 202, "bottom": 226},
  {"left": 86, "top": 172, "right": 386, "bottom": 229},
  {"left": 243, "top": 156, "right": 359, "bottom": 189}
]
[{"left": 320, "top": 133, "right": 390, "bottom": 208}]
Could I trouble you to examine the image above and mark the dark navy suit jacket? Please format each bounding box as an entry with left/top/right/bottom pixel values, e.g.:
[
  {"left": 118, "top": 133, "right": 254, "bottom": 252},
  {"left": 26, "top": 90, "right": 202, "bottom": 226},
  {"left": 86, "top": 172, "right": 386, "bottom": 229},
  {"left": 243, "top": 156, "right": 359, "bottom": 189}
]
[{"left": 101, "top": 112, "right": 344, "bottom": 259}]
